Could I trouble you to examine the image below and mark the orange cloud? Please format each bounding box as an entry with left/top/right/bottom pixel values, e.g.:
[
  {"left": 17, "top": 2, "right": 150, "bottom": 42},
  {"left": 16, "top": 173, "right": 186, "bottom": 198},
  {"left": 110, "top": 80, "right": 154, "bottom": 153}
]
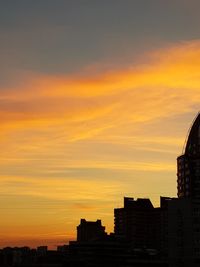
[{"left": 0, "top": 40, "right": 200, "bottom": 132}]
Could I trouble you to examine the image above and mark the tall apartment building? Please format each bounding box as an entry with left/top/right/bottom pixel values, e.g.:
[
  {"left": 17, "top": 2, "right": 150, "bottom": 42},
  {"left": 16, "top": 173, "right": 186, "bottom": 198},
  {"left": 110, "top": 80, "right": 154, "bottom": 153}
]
[
  {"left": 114, "top": 197, "right": 161, "bottom": 250},
  {"left": 168, "top": 113, "right": 200, "bottom": 267},
  {"left": 114, "top": 196, "right": 176, "bottom": 258},
  {"left": 177, "top": 113, "right": 200, "bottom": 198}
]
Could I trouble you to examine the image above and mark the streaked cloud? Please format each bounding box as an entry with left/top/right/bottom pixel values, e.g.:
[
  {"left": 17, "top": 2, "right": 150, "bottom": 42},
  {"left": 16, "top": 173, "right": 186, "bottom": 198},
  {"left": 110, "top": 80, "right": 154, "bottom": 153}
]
[{"left": 1, "top": 40, "right": 200, "bottom": 131}]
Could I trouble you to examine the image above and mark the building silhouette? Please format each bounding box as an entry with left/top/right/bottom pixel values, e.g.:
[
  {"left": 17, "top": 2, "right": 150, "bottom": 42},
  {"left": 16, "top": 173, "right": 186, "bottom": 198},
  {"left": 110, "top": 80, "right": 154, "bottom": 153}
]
[
  {"left": 77, "top": 219, "right": 106, "bottom": 242},
  {"left": 177, "top": 113, "right": 200, "bottom": 198},
  {"left": 114, "top": 197, "right": 161, "bottom": 250},
  {"left": 168, "top": 113, "right": 200, "bottom": 267}
]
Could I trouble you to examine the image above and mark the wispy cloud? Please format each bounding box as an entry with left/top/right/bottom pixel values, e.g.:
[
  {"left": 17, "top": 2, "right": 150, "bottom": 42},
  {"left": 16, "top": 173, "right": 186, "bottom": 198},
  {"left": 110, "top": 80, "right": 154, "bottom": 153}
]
[{"left": 1, "top": 40, "right": 200, "bottom": 133}]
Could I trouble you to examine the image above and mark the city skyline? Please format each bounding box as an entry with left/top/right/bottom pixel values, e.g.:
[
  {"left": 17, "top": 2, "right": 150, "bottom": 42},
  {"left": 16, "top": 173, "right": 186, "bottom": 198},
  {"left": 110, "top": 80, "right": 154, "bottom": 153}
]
[{"left": 1, "top": 1, "right": 200, "bottom": 249}]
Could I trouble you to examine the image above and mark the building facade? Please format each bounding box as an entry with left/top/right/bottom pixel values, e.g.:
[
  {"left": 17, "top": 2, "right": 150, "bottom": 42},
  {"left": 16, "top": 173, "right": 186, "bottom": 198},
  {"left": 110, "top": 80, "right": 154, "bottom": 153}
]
[
  {"left": 177, "top": 113, "right": 200, "bottom": 199},
  {"left": 77, "top": 219, "right": 106, "bottom": 242},
  {"left": 114, "top": 197, "right": 161, "bottom": 251},
  {"left": 169, "top": 113, "right": 200, "bottom": 266}
]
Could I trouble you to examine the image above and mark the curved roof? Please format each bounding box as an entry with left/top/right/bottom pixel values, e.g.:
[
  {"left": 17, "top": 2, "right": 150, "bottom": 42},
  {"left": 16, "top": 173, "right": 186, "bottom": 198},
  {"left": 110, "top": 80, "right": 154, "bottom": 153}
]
[{"left": 185, "top": 112, "right": 200, "bottom": 156}]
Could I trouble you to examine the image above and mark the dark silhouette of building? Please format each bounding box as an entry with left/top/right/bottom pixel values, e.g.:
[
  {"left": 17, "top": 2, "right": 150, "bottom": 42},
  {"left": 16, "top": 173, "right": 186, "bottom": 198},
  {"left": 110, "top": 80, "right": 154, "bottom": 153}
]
[
  {"left": 0, "top": 246, "right": 67, "bottom": 267},
  {"left": 114, "top": 197, "right": 161, "bottom": 251},
  {"left": 168, "top": 113, "right": 200, "bottom": 267},
  {"left": 77, "top": 219, "right": 107, "bottom": 242},
  {"left": 177, "top": 113, "right": 200, "bottom": 198},
  {"left": 37, "top": 246, "right": 48, "bottom": 255},
  {"left": 68, "top": 227, "right": 167, "bottom": 267}
]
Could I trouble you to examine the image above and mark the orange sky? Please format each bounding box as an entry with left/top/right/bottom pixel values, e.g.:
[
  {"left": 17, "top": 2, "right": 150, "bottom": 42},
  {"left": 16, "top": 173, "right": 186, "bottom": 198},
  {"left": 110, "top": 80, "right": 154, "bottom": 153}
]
[{"left": 1, "top": 39, "right": 200, "bottom": 249}]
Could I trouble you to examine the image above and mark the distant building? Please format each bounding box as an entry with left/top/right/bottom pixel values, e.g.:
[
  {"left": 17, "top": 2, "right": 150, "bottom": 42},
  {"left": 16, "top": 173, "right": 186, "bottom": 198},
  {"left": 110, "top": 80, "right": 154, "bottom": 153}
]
[
  {"left": 69, "top": 225, "right": 167, "bottom": 267},
  {"left": 57, "top": 245, "right": 68, "bottom": 252},
  {"left": 114, "top": 197, "right": 161, "bottom": 251},
  {"left": 77, "top": 219, "right": 107, "bottom": 242},
  {"left": 114, "top": 196, "right": 178, "bottom": 258},
  {"left": 37, "top": 246, "right": 48, "bottom": 255}
]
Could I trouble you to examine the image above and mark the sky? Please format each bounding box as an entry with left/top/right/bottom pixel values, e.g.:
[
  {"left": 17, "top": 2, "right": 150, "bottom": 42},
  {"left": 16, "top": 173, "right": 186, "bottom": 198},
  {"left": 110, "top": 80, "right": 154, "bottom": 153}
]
[{"left": 1, "top": 0, "right": 200, "bottom": 249}]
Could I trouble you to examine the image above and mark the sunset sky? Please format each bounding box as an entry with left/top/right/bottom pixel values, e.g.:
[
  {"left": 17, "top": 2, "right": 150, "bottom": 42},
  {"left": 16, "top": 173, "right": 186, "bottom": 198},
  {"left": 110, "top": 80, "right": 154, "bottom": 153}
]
[{"left": 1, "top": 0, "right": 200, "bottom": 249}]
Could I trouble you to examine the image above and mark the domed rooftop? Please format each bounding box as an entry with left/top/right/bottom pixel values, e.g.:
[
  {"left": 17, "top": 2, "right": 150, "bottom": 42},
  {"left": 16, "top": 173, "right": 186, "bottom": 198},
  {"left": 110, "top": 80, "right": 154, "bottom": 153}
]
[{"left": 185, "top": 112, "right": 200, "bottom": 156}]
